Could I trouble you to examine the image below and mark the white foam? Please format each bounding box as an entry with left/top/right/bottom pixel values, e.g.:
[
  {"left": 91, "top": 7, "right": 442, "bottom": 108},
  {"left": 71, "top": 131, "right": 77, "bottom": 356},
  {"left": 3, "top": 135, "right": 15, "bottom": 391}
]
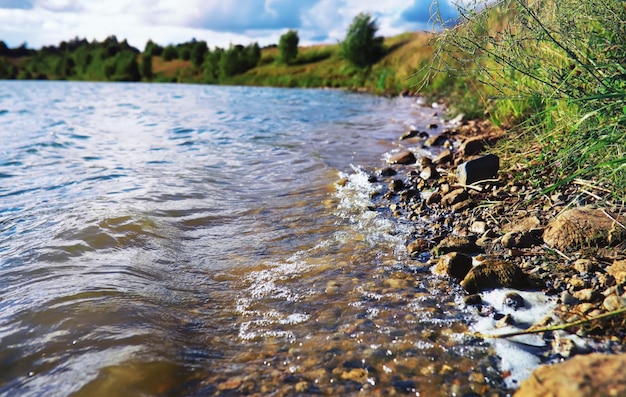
[{"left": 469, "top": 289, "right": 557, "bottom": 389}]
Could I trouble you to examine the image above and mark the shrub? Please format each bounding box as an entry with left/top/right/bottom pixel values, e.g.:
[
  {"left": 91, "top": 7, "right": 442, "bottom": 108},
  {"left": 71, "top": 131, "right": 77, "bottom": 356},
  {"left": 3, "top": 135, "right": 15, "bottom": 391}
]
[{"left": 340, "top": 13, "right": 384, "bottom": 68}]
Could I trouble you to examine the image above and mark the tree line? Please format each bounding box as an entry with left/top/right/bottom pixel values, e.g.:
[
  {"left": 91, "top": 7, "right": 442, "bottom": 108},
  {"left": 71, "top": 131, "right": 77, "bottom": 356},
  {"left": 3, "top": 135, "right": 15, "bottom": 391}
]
[{"left": 0, "top": 13, "right": 383, "bottom": 82}]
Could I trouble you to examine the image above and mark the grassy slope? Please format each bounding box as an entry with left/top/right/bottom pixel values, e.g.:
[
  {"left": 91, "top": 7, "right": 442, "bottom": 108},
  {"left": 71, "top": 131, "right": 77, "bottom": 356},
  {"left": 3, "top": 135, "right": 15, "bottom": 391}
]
[{"left": 151, "top": 32, "right": 435, "bottom": 95}]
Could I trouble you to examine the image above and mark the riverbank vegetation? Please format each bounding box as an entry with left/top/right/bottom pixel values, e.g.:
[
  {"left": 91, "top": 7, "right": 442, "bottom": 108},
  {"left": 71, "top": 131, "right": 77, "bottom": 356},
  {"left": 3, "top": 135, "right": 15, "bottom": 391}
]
[
  {"left": 422, "top": 0, "right": 625, "bottom": 202},
  {"left": 0, "top": 0, "right": 623, "bottom": 201}
]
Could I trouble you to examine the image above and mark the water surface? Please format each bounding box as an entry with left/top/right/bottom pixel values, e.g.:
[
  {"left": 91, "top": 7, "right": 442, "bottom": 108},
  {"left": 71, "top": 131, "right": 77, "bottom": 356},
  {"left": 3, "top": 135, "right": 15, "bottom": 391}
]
[{"left": 0, "top": 81, "right": 503, "bottom": 396}]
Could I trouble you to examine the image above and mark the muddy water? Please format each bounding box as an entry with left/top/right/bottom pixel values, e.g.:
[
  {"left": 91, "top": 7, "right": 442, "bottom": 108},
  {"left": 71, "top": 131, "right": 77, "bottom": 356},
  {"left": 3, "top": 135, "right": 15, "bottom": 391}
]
[{"left": 0, "top": 81, "right": 505, "bottom": 396}]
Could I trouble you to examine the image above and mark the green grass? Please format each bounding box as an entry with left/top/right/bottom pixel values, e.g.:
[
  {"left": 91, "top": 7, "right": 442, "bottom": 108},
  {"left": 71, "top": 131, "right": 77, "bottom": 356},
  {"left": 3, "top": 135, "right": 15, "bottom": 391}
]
[{"left": 421, "top": 0, "right": 626, "bottom": 201}]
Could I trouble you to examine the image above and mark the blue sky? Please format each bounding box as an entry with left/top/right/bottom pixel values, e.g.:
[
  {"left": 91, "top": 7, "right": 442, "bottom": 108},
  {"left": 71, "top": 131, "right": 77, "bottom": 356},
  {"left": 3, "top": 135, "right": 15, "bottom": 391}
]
[{"left": 0, "top": 0, "right": 461, "bottom": 50}]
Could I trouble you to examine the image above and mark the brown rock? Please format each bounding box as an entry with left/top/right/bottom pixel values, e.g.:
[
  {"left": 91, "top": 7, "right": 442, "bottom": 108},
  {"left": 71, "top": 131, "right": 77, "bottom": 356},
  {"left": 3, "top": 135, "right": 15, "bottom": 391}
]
[
  {"left": 387, "top": 150, "right": 416, "bottom": 165},
  {"left": 407, "top": 238, "right": 430, "bottom": 256},
  {"left": 441, "top": 188, "right": 468, "bottom": 207},
  {"left": 433, "top": 149, "right": 453, "bottom": 165},
  {"left": 425, "top": 191, "right": 442, "bottom": 205},
  {"left": 515, "top": 353, "right": 626, "bottom": 397},
  {"left": 502, "top": 216, "right": 541, "bottom": 233},
  {"left": 434, "top": 235, "right": 481, "bottom": 255},
  {"left": 459, "top": 137, "right": 485, "bottom": 157},
  {"left": 461, "top": 260, "right": 540, "bottom": 294},
  {"left": 433, "top": 252, "right": 473, "bottom": 281},
  {"left": 607, "top": 259, "right": 626, "bottom": 286},
  {"left": 425, "top": 135, "right": 447, "bottom": 147},
  {"left": 543, "top": 206, "right": 626, "bottom": 251},
  {"left": 501, "top": 231, "right": 542, "bottom": 248}
]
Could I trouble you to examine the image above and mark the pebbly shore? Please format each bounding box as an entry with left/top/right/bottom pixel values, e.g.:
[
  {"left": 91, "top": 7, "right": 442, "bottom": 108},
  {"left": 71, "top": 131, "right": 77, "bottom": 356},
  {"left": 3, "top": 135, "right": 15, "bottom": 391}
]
[{"left": 364, "top": 102, "right": 626, "bottom": 395}]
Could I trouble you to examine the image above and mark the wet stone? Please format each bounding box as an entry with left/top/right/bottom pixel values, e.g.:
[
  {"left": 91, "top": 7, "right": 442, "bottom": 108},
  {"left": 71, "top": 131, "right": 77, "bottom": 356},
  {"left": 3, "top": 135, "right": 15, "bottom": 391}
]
[
  {"left": 378, "top": 169, "right": 396, "bottom": 180},
  {"left": 504, "top": 292, "right": 525, "bottom": 310},
  {"left": 388, "top": 150, "right": 416, "bottom": 165},
  {"left": 464, "top": 294, "right": 483, "bottom": 306}
]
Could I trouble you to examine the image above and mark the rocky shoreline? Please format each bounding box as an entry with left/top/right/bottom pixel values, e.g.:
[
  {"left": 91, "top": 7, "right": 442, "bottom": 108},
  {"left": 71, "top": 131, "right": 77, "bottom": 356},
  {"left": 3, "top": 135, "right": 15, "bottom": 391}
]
[{"left": 365, "top": 103, "right": 626, "bottom": 395}]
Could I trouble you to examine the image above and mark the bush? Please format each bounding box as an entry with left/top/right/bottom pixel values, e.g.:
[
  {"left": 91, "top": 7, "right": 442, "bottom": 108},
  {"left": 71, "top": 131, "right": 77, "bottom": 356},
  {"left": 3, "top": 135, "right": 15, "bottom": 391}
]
[
  {"left": 340, "top": 13, "right": 384, "bottom": 68},
  {"left": 278, "top": 30, "right": 299, "bottom": 65}
]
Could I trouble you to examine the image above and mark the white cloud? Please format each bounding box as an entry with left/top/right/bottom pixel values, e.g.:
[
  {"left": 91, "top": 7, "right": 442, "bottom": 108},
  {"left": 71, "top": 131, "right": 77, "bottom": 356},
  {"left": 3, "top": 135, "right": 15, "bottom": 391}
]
[{"left": 0, "top": 0, "right": 456, "bottom": 49}]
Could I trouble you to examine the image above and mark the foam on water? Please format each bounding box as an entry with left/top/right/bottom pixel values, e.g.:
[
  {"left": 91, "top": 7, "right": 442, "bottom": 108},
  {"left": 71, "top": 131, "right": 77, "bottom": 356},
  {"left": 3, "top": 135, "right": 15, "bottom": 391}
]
[{"left": 470, "top": 289, "right": 557, "bottom": 389}]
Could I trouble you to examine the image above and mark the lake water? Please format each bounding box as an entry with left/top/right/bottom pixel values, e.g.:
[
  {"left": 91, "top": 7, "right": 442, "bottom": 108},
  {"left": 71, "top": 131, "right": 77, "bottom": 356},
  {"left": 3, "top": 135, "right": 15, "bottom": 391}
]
[{"left": 0, "top": 81, "right": 506, "bottom": 396}]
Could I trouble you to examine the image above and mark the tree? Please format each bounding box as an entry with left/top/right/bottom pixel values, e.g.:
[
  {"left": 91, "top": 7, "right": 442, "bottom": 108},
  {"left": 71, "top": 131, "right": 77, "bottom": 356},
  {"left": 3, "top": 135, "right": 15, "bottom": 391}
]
[
  {"left": 141, "top": 53, "right": 153, "bottom": 80},
  {"left": 162, "top": 45, "right": 178, "bottom": 61},
  {"left": 191, "top": 41, "right": 208, "bottom": 68},
  {"left": 340, "top": 13, "right": 384, "bottom": 68},
  {"left": 278, "top": 30, "right": 299, "bottom": 65}
]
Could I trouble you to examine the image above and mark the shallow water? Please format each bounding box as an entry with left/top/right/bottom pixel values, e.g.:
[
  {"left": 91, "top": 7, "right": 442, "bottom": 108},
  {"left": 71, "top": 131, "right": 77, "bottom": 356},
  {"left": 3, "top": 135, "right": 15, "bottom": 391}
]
[{"left": 0, "top": 81, "right": 506, "bottom": 396}]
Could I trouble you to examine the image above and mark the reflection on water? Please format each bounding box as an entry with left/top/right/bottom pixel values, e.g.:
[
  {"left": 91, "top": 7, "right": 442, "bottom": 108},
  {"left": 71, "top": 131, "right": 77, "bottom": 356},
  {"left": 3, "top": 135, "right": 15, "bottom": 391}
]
[{"left": 0, "top": 81, "right": 505, "bottom": 396}]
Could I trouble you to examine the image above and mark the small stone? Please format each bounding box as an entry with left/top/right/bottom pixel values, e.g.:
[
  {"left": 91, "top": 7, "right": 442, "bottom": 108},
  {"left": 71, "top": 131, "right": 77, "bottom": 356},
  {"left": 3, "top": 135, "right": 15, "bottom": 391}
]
[
  {"left": 451, "top": 199, "right": 472, "bottom": 212},
  {"left": 425, "top": 135, "right": 447, "bottom": 147},
  {"left": 496, "top": 313, "right": 515, "bottom": 328},
  {"left": 379, "top": 167, "right": 397, "bottom": 177},
  {"left": 425, "top": 191, "right": 442, "bottom": 205},
  {"left": 504, "top": 292, "right": 525, "bottom": 310},
  {"left": 456, "top": 154, "right": 500, "bottom": 185},
  {"left": 572, "top": 288, "right": 601, "bottom": 302},
  {"left": 460, "top": 137, "right": 485, "bottom": 157},
  {"left": 441, "top": 188, "right": 469, "bottom": 206},
  {"left": 464, "top": 294, "right": 482, "bottom": 306},
  {"left": 387, "top": 150, "right": 416, "bottom": 165},
  {"left": 573, "top": 259, "right": 595, "bottom": 274},
  {"left": 407, "top": 239, "right": 430, "bottom": 256},
  {"left": 388, "top": 179, "right": 404, "bottom": 192},
  {"left": 434, "top": 235, "right": 481, "bottom": 255},
  {"left": 433, "top": 252, "right": 473, "bottom": 281},
  {"left": 560, "top": 291, "right": 579, "bottom": 305},
  {"left": 393, "top": 380, "right": 417, "bottom": 393},
  {"left": 501, "top": 231, "right": 541, "bottom": 248},
  {"left": 399, "top": 129, "right": 419, "bottom": 140},
  {"left": 433, "top": 149, "right": 453, "bottom": 165},
  {"left": 420, "top": 165, "right": 440, "bottom": 180},
  {"left": 607, "top": 259, "right": 626, "bottom": 286},
  {"left": 603, "top": 295, "right": 626, "bottom": 311},
  {"left": 470, "top": 221, "right": 487, "bottom": 234}
]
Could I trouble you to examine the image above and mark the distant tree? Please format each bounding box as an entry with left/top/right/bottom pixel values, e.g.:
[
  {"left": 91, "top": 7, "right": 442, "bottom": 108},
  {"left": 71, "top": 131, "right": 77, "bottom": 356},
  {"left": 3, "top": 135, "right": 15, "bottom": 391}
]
[
  {"left": 191, "top": 41, "right": 208, "bottom": 68},
  {"left": 180, "top": 47, "right": 191, "bottom": 61},
  {"left": 162, "top": 45, "right": 178, "bottom": 61},
  {"left": 340, "top": 13, "right": 384, "bottom": 68},
  {"left": 244, "top": 42, "right": 261, "bottom": 69},
  {"left": 278, "top": 30, "right": 299, "bottom": 65},
  {"left": 0, "top": 41, "right": 9, "bottom": 56},
  {"left": 141, "top": 53, "right": 153, "bottom": 80},
  {"left": 203, "top": 47, "right": 223, "bottom": 82},
  {"left": 114, "top": 53, "right": 141, "bottom": 81},
  {"left": 145, "top": 40, "right": 163, "bottom": 57},
  {"left": 219, "top": 45, "right": 243, "bottom": 78}
]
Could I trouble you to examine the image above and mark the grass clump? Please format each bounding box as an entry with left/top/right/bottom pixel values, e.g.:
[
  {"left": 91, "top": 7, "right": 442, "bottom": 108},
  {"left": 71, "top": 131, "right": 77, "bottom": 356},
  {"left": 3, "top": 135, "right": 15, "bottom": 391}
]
[{"left": 424, "top": 0, "right": 626, "bottom": 201}]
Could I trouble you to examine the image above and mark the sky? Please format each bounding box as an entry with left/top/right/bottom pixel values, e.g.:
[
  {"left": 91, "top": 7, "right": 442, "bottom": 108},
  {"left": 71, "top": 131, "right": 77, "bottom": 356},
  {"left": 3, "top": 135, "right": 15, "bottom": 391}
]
[{"left": 0, "top": 0, "right": 461, "bottom": 50}]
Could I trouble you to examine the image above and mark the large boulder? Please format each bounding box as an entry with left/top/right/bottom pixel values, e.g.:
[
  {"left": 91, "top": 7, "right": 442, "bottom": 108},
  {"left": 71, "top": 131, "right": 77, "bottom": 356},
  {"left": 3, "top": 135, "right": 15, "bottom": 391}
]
[
  {"left": 515, "top": 353, "right": 626, "bottom": 397},
  {"left": 543, "top": 207, "right": 625, "bottom": 251}
]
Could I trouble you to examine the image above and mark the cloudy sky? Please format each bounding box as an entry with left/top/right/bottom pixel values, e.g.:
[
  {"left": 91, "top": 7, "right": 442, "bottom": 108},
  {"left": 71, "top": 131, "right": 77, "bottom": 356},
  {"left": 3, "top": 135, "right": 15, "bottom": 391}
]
[{"left": 0, "top": 0, "right": 461, "bottom": 50}]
